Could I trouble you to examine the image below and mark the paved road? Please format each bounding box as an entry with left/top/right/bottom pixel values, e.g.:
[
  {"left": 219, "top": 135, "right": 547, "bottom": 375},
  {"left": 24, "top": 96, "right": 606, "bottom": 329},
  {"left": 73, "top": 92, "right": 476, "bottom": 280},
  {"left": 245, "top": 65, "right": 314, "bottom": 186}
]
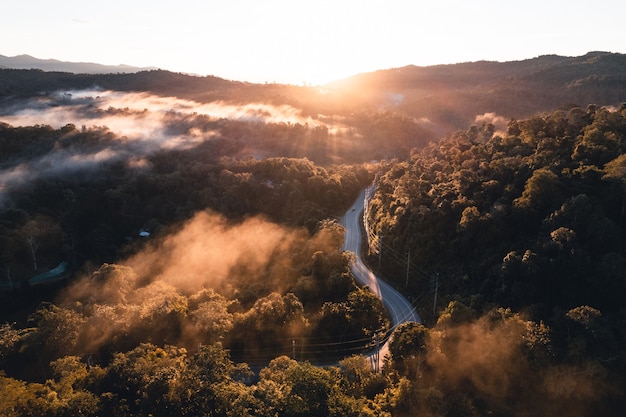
[{"left": 340, "top": 188, "right": 421, "bottom": 369}]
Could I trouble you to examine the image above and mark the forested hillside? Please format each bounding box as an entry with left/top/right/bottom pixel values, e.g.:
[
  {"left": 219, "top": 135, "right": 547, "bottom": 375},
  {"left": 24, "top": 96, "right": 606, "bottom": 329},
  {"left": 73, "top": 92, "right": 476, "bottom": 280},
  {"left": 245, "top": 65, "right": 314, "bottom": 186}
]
[
  {"left": 0, "top": 123, "right": 396, "bottom": 414},
  {"left": 368, "top": 104, "right": 626, "bottom": 317},
  {"left": 1, "top": 54, "right": 626, "bottom": 416},
  {"left": 2, "top": 51, "right": 625, "bottom": 140},
  {"left": 0, "top": 53, "right": 158, "bottom": 74},
  {"left": 366, "top": 104, "right": 626, "bottom": 414},
  {"left": 326, "top": 51, "right": 626, "bottom": 133}
]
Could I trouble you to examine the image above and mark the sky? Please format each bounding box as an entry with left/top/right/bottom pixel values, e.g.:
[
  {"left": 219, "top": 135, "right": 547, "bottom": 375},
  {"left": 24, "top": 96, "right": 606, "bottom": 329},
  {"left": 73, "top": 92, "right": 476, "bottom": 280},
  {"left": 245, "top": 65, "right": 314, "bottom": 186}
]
[{"left": 2, "top": 0, "right": 626, "bottom": 85}]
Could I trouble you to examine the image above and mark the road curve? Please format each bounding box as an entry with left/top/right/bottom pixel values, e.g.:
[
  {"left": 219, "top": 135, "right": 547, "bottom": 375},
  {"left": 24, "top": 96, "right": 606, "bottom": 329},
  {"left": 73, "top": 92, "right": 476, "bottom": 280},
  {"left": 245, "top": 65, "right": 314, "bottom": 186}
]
[
  {"left": 340, "top": 188, "right": 421, "bottom": 368},
  {"left": 341, "top": 188, "right": 421, "bottom": 326}
]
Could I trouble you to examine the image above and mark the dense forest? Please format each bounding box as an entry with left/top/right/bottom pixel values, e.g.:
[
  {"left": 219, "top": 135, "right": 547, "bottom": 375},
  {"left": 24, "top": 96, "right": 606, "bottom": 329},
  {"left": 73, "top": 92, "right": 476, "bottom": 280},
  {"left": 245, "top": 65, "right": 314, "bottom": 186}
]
[
  {"left": 0, "top": 122, "right": 396, "bottom": 415},
  {"left": 368, "top": 104, "right": 626, "bottom": 315},
  {"left": 1, "top": 54, "right": 626, "bottom": 416},
  {"left": 366, "top": 104, "right": 626, "bottom": 414}
]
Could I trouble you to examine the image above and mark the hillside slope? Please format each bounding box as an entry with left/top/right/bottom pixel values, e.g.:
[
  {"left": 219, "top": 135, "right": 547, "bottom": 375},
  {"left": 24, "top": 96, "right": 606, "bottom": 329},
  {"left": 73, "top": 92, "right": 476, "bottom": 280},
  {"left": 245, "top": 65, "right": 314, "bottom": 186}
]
[
  {"left": 0, "top": 53, "right": 157, "bottom": 74},
  {"left": 1, "top": 51, "right": 625, "bottom": 139},
  {"left": 324, "top": 51, "right": 626, "bottom": 133}
]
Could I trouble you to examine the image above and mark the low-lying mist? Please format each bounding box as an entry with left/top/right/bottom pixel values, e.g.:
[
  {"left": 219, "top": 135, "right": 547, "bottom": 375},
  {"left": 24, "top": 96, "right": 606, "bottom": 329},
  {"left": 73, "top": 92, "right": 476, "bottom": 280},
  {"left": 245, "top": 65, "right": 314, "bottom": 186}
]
[
  {"left": 412, "top": 311, "right": 620, "bottom": 417},
  {"left": 123, "top": 210, "right": 308, "bottom": 293},
  {"left": 59, "top": 209, "right": 317, "bottom": 354},
  {"left": 0, "top": 89, "right": 351, "bottom": 207},
  {"left": 1, "top": 88, "right": 329, "bottom": 130}
]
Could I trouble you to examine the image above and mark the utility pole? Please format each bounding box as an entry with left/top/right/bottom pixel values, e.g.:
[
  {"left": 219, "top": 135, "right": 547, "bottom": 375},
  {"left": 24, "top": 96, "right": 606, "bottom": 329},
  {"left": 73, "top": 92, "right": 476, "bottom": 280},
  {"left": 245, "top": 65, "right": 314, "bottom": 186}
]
[
  {"left": 374, "top": 333, "right": 380, "bottom": 373},
  {"left": 292, "top": 339, "right": 296, "bottom": 360},
  {"left": 433, "top": 273, "right": 439, "bottom": 316},
  {"left": 405, "top": 251, "right": 410, "bottom": 288}
]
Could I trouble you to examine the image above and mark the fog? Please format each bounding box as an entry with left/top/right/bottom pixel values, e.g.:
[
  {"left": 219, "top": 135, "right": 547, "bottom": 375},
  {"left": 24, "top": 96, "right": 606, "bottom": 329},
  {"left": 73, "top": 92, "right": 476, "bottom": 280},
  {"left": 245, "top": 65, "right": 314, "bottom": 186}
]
[
  {"left": 0, "top": 89, "right": 349, "bottom": 207},
  {"left": 0, "top": 88, "right": 331, "bottom": 135},
  {"left": 474, "top": 111, "right": 508, "bottom": 132},
  {"left": 124, "top": 210, "right": 307, "bottom": 293},
  {"left": 65, "top": 209, "right": 308, "bottom": 298},
  {"left": 61, "top": 209, "right": 312, "bottom": 353},
  {"left": 420, "top": 313, "right": 615, "bottom": 417}
]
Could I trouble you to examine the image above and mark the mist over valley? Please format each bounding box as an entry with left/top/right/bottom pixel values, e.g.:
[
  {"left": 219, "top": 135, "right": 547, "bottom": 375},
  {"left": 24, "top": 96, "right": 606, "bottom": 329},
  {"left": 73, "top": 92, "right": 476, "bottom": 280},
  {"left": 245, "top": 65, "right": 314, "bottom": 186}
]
[{"left": 0, "top": 52, "right": 626, "bottom": 416}]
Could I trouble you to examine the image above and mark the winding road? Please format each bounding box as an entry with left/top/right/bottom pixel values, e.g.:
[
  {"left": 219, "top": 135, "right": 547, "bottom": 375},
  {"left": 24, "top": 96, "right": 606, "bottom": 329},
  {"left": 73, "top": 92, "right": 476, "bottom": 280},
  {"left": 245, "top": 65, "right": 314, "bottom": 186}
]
[{"left": 340, "top": 187, "right": 421, "bottom": 369}]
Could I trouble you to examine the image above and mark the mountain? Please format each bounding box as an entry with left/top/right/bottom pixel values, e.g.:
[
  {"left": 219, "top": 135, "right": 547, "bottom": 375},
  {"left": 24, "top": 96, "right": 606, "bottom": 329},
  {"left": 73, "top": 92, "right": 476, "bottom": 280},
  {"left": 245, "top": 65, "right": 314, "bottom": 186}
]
[
  {"left": 1, "top": 51, "right": 625, "bottom": 137},
  {"left": 321, "top": 51, "right": 626, "bottom": 133},
  {"left": 0, "top": 53, "right": 157, "bottom": 74}
]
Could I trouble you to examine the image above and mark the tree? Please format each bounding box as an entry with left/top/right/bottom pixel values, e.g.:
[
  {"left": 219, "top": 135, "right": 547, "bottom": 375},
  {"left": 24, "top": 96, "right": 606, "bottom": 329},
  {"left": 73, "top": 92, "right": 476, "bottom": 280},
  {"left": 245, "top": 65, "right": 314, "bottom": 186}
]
[
  {"left": 572, "top": 125, "right": 619, "bottom": 165},
  {"left": 603, "top": 154, "right": 626, "bottom": 224},
  {"left": 24, "top": 224, "right": 40, "bottom": 272},
  {"left": 436, "top": 301, "right": 476, "bottom": 327},
  {"left": 71, "top": 263, "right": 139, "bottom": 305},
  {"left": 99, "top": 343, "right": 188, "bottom": 417},
  {"left": 0, "top": 323, "right": 20, "bottom": 364},
  {"left": 514, "top": 168, "right": 562, "bottom": 213},
  {"left": 0, "top": 374, "right": 55, "bottom": 417},
  {"left": 346, "top": 287, "right": 387, "bottom": 337},
  {"left": 188, "top": 289, "right": 234, "bottom": 344},
  {"left": 27, "top": 303, "right": 86, "bottom": 361},
  {"left": 388, "top": 322, "right": 429, "bottom": 377},
  {"left": 389, "top": 322, "right": 429, "bottom": 362},
  {"left": 338, "top": 355, "right": 387, "bottom": 399},
  {"left": 178, "top": 343, "right": 255, "bottom": 417},
  {"left": 49, "top": 356, "right": 101, "bottom": 417},
  {"left": 258, "top": 357, "right": 335, "bottom": 417},
  {"left": 284, "top": 362, "right": 334, "bottom": 417},
  {"left": 18, "top": 215, "right": 63, "bottom": 272}
]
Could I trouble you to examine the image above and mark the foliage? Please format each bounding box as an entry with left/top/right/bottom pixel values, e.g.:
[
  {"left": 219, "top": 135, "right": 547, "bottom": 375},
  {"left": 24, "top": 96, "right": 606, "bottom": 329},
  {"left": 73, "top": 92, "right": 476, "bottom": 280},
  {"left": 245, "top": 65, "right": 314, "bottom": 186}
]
[
  {"left": 368, "top": 105, "right": 626, "bottom": 317},
  {"left": 3, "top": 51, "right": 625, "bottom": 135},
  {"left": 1, "top": 64, "right": 626, "bottom": 415},
  {"left": 365, "top": 105, "right": 626, "bottom": 415},
  {"left": 0, "top": 119, "right": 372, "bottom": 284}
]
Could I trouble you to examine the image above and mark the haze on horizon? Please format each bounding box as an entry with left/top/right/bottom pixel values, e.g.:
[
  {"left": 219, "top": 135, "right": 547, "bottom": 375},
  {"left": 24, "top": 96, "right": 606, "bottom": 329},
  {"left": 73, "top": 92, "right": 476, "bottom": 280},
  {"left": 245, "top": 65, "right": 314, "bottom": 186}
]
[{"left": 2, "top": 0, "right": 626, "bottom": 85}]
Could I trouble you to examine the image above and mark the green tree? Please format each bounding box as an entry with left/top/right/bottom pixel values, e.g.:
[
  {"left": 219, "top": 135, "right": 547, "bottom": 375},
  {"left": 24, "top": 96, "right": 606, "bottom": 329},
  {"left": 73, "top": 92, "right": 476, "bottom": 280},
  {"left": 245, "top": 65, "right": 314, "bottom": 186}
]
[
  {"left": 338, "top": 355, "right": 388, "bottom": 400},
  {"left": 514, "top": 168, "right": 563, "bottom": 213},
  {"left": 436, "top": 301, "right": 476, "bottom": 327},
  {"left": 17, "top": 215, "right": 63, "bottom": 272},
  {"left": 258, "top": 357, "right": 335, "bottom": 417},
  {"left": 179, "top": 343, "right": 254, "bottom": 417},
  {"left": 188, "top": 289, "right": 234, "bottom": 344},
  {"left": 603, "top": 153, "right": 626, "bottom": 224},
  {"left": 389, "top": 322, "right": 428, "bottom": 362},
  {"left": 0, "top": 322, "right": 20, "bottom": 364},
  {"left": 346, "top": 287, "right": 388, "bottom": 337},
  {"left": 99, "top": 343, "right": 188, "bottom": 417},
  {"left": 0, "top": 373, "right": 55, "bottom": 417},
  {"left": 49, "top": 356, "right": 101, "bottom": 417},
  {"left": 389, "top": 322, "right": 429, "bottom": 377},
  {"left": 27, "top": 303, "right": 86, "bottom": 361}
]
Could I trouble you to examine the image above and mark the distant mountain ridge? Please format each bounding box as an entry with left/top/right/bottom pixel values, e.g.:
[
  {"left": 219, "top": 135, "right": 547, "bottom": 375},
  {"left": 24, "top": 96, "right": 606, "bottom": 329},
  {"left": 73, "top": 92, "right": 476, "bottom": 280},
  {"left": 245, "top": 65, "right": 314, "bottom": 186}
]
[
  {"left": 329, "top": 51, "right": 622, "bottom": 87},
  {"left": 0, "top": 53, "right": 158, "bottom": 74},
  {"left": 1, "top": 51, "right": 625, "bottom": 136},
  {"left": 321, "top": 51, "right": 626, "bottom": 133}
]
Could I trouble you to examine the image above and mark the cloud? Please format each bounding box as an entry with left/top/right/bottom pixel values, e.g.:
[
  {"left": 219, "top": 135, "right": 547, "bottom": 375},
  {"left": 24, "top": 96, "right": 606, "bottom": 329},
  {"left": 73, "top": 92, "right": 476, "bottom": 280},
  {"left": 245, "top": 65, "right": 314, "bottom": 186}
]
[
  {"left": 61, "top": 210, "right": 309, "bottom": 307},
  {"left": 1, "top": 88, "right": 343, "bottom": 137},
  {"left": 59, "top": 210, "right": 313, "bottom": 353},
  {"left": 0, "top": 129, "right": 131, "bottom": 206},
  {"left": 421, "top": 312, "right": 614, "bottom": 417},
  {"left": 427, "top": 315, "right": 525, "bottom": 398},
  {"left": 474, "top": 111, "right": 508, "bottom": 133},
  {"left": 124, "top": 211, "right": 307, "bottom": 293},
  {"left": 0, "top": 89, "right": 353, "bottom": 207},
  {"left": 0, "top": 89, "right": 347, "bottom": 207}
]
